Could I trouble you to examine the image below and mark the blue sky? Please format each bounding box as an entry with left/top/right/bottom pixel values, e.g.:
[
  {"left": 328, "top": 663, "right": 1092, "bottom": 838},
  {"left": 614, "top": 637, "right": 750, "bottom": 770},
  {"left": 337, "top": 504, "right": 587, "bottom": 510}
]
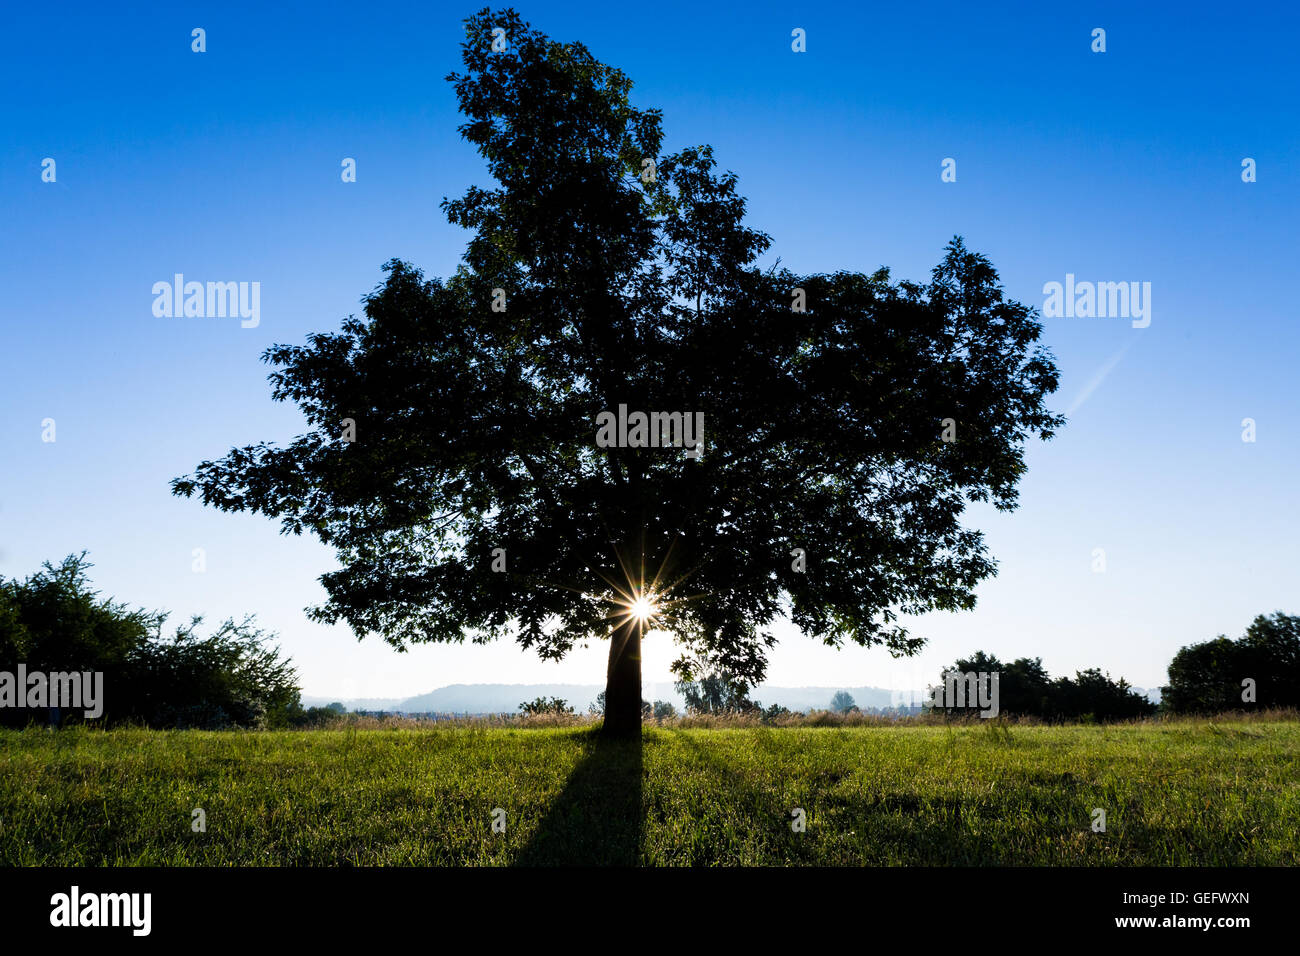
[{"left": 2, "top": 1, "right": 1297, "bottom": 701}]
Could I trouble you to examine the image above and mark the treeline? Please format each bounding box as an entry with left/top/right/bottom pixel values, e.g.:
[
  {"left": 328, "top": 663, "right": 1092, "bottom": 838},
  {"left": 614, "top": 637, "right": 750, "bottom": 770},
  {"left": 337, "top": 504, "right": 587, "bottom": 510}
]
[
  {"left": 0, "top": 554, "right": 326, "bottom": 729},
  {"left": 956, "top": 611, "right": 1298, "bottom": 718},
  {"left": 926, "top": 651, "right": 1155, "bottom": 721},
  {"left": 671, "top": 613, "right": 1300, "bottom": 723},
  {"left": 664, "top": 668, "right": 1155, "bottom": 723},
  {"left": 4, "top": 555, "right": 1296, "bottom": 728}
]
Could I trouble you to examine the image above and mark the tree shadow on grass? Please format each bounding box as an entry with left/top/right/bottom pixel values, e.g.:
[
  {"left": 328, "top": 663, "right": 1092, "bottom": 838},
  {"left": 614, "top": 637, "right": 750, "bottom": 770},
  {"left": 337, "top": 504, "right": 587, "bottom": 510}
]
[{"left": 514, "top": 730, "right": 643, "bottom": 866}]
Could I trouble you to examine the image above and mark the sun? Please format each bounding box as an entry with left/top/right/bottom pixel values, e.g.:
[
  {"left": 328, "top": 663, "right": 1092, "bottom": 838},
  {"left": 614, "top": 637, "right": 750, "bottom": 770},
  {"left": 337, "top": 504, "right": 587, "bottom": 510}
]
[
  {"left": 628, "top": 593, "right": 659, "bottom": 624},
  {"left": 576, "top": 539, "right": 696, "bottom": 632}
]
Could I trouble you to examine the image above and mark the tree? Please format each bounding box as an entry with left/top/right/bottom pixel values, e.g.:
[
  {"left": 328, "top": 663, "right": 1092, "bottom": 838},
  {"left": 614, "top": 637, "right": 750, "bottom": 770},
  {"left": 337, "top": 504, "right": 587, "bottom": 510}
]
[
  {"left": 1163, "top": 613, "right": 1300, "bottom": 713},
  {"left": 829, "top": 691, "right": 857, "bottom": 713},
  {"left": 999, "top": 656, "right": 1052, "bottom": 716},
  {"left": 0, "top": 552, "right": 157, "bottom": 690},
  {"left": 1049, "top": 668, "right": 1154, "bottom": 722},
  {"left": 289, "top": 705, "right": 347, "bottom": 727},
  {"left": 651, "top": 700, "right": 677, "bottom": 720},
  {"left": 675, "top": 675, "right": 756, "bottom": 715},
  {"left": 132, "top": 614, "right": 301, "bottom": 728},
  {"left": 519, "top": 695, "right": 573, "bottom": 716},
  {"left": 931, "top": 651, "right": 1153, "bottom": 721},
  {"left": 0, "top": 554, "right": 301, "bottom": 728},
  {"left": 1236, "top": 613, "right": 1300, "bottom": 707},
  {"left": 171, "top": 7, "right": 1062, "bottom": 737}
]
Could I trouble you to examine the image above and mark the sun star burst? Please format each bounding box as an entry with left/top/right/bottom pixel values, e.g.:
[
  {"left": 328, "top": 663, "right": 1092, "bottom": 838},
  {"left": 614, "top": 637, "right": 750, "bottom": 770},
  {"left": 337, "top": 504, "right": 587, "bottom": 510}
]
[{"left": 628, "top": 593, "right": 658, "bottom": 624}]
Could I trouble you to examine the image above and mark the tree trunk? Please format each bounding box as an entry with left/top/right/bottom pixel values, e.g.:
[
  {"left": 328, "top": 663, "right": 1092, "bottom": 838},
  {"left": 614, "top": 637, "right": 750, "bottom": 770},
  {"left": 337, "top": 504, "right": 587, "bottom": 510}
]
[{"left": 601, "top": 616, "right": 642, "bottom": 738}]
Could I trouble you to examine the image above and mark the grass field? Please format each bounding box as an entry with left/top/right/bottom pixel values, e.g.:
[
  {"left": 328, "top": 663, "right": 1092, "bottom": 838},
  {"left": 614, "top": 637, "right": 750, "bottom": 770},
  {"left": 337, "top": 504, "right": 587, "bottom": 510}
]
[{"left": 2, "top": 717, "right": 1297, "bottom": 866}]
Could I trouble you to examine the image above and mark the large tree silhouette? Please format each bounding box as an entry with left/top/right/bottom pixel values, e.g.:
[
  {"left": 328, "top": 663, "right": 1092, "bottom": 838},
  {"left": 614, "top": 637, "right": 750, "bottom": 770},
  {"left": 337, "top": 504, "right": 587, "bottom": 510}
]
[{"left": 172, "top": 7, "right": 1063, "bottom": 737}]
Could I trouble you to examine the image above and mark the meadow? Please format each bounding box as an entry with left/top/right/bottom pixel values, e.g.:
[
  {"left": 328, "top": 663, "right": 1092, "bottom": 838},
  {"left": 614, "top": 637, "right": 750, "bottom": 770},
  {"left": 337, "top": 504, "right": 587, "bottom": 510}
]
[{"left": 2, "top": 716, "right": 1296, "bottom": 866}]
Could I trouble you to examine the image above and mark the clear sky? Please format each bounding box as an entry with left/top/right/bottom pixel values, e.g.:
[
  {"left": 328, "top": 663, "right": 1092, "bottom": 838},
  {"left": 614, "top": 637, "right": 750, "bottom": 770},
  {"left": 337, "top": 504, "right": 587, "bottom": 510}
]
[{"left": 2, "top": 1, "right": 1297, "bottom": 701}]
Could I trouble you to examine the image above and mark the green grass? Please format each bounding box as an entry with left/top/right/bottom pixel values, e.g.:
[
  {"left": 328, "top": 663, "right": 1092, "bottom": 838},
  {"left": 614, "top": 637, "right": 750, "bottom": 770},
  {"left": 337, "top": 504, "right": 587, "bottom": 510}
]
[{"left": 2, "top": 718, "right": 1297, "bottom": 865}]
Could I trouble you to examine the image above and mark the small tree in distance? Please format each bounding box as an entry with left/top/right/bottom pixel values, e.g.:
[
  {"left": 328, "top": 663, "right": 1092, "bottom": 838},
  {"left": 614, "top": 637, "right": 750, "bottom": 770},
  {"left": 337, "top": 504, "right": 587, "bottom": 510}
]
[
  {"left": 830, "top": 691, "right": 857, "bottom": 714},
  {"left": 519, "top": 696, "right": 574, "bottom": 716},
  {"left": 676, "top": 675, "right": 756, "bottom": 715},
  {"left": 652, "top": 700, "right": 677, "bottom": 721}
]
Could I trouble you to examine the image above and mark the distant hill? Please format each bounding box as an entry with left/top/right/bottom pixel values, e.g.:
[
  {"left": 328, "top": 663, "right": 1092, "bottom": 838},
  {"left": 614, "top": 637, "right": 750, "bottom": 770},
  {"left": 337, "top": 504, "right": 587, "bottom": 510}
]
[
  {"left": 397, "top": 684, "right": 610, "bottom": 715},
  {"left": 300, "top": 696, "right": 405, "bottom": 712},
  {"left": 304, "top": 682, "right": 904, "bottom": 715},
  {"left": 304, "top": 681, "right": 1161, "bottom": 716},
  {"left": 304, "top": 684, "right": 624, "bottom": 715}
]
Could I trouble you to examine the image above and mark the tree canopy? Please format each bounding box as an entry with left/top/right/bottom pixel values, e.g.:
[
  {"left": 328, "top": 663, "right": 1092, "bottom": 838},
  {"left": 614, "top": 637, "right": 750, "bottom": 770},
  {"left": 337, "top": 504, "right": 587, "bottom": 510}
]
[{"left": 171, "top": 7, "right": 1063, "bottom": 734}]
